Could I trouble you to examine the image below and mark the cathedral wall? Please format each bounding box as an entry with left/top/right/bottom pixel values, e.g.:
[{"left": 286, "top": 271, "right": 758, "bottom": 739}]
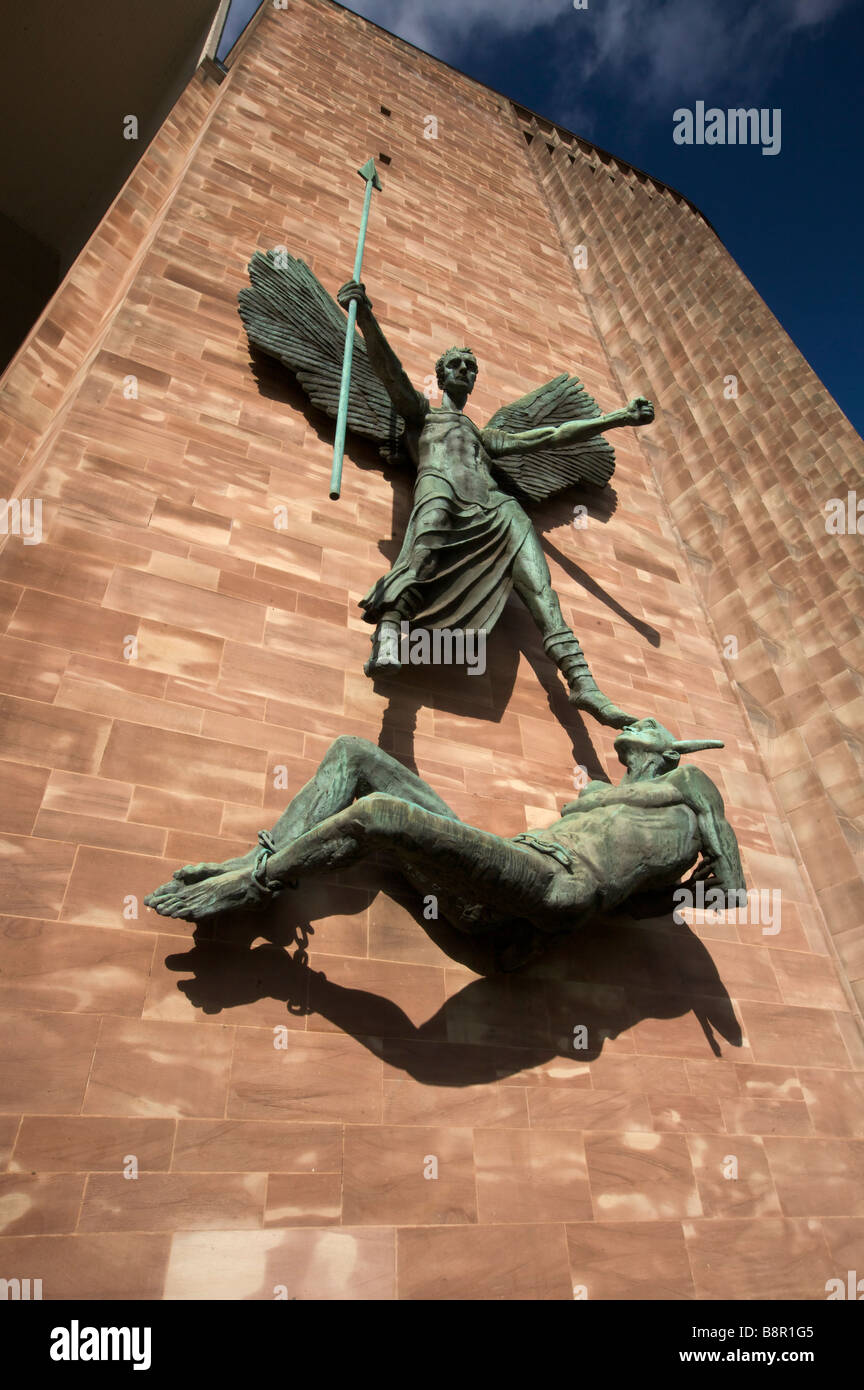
[{"left": 525, "top": 127, "right": 864, "bottom": 1023}]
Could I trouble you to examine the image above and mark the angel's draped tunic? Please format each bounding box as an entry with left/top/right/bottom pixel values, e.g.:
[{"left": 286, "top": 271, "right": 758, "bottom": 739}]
[{"left": 360, "top": 405, "right": 530, "bottom": 631}]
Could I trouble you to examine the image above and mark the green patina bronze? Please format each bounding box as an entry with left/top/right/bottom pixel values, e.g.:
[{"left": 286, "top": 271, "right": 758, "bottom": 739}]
[
  {"left": 144, "top": 720, "right": 746, "bottom": 974},
  {"left": 238, "top": 247, "right": 655, "bottom": 728},
  {"left": 329, "top": 157, "right": 382, "bottom": 500}
]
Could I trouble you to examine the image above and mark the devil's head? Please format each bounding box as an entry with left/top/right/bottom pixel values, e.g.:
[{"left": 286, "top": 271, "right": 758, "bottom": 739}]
[{"left": 613, "top": 718, "right": 724, "bottom": 775}]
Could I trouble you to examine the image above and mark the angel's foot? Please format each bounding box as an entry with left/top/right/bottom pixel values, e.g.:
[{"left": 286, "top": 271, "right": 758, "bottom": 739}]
[
  {"left": 567, "top": 676, "right": 636, "bottom": 730},
  {"left": 545, "top": 634, "right": 635, "bottom": 729},
  {"left": 144, "top": 867, "right": 267, "bottom": 922},
  {"left": 172, "top": 849, "right": 258, "bottom": 886},
  {"left": 363, "top": 620, "right": 402, "bottom": 677}
]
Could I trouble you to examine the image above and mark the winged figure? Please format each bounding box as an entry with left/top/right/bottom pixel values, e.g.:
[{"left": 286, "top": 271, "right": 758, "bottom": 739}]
[{"left": 239, "top": 251, "right": 656, "bottom": 728}]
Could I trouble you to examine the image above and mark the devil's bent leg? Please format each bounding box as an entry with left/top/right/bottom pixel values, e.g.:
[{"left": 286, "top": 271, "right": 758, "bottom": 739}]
[
  {"left": 267, "top": 736, "right": 459, "bottom": 849},
  {"left": 169, "top": 736, "right": 459, "bottom": 887}
]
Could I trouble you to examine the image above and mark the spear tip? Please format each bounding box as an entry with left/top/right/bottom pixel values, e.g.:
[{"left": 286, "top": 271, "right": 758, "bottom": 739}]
[{"left": 358, "top": 157, "right": 383, "bottom": 191}]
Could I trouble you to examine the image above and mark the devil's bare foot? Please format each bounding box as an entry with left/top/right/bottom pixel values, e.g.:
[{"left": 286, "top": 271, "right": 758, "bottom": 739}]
[
  {"left": 172, "top": 849, "right": 257, "bottom": 885},
  {"left": 144, "top": 867, "right": 263, "bottom": 921}
]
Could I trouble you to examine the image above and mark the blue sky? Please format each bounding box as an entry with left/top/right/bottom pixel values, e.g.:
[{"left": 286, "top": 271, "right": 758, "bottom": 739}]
[{"left": 220, "top": 0, "right": 863, "bottom": 436}]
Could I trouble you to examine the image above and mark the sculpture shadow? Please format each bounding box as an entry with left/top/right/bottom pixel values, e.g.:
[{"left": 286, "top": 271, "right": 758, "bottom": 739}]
[
  {"left": 372, "top": 615, "right": 611, "bottom": 783},
  {"left": 166, "top": 878, "right": 743, "bottom": 1087}
]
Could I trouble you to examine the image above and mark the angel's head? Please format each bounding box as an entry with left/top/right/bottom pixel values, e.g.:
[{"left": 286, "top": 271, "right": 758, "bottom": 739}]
[{"left": 435, "top": 346, "right": 478, "bottom": 398}]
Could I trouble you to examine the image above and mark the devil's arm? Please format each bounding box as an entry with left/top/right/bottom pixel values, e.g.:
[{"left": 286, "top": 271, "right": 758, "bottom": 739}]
[
  {"left": 667, "top": 766, "right": 746, "bottom": 896},
  {"left": 695, "top": 809, "right": 746, "bottom": 898},
  {"left": 559, "top": 778, "right": 688, "bottom": 817}
]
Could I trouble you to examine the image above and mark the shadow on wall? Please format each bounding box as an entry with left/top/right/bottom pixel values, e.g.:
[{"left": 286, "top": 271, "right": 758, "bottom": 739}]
[{"left": 164, "top": 874, "right": 742, "bottom": 1086}]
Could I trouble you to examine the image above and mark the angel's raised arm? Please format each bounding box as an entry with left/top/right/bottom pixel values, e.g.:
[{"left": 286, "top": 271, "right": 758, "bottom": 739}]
[
  {"left": 238, "top": 252, "right": 418, "bottom": 467},
  {"left": 338, "top": 280, "right": 427, "bottom": 425}
]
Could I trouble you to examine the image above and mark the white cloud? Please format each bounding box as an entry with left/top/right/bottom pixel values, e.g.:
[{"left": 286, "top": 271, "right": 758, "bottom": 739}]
[
  {"left": 788, "top": 0, "right": 850, "bottom": 26},
  {"left": 346, "top": 0, "right": 854, "bottom": 104},
  {"left": 345, "top": 0, "right": 571, "bottom": 58},
  {"left": 588, "top": 0, "right": 853, "bottom": 95}
]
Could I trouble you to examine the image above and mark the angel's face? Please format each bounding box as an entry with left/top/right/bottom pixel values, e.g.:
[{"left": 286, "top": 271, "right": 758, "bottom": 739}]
[{"left": 439, "top": 352, "right": 478, "bottom": 398}]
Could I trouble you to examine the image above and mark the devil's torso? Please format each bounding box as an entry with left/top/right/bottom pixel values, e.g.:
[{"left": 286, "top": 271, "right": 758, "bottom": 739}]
[{"left": 516, "top": 801, "right": 702, "bottom": 909}]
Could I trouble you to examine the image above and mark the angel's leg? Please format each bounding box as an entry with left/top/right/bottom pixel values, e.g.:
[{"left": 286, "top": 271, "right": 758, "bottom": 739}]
[
  {"left": 365, "top": 503, "right": 451, "bottom": 674},
  {"left": 511, "top": 533, "right": 636, "bottom": 729}
]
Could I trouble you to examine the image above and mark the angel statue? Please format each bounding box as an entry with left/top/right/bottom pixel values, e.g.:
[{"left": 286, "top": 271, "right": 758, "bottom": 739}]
[{"left": 239, "top": 252, "right": 655, "bottom": 728}]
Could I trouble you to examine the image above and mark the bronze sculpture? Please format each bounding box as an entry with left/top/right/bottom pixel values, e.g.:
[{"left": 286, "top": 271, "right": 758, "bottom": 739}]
[
  {"left": 238, "top": 252, "right": 655, "bottom": 728},
  {"left": 145, "top": 720, "right": 745, "bottom": 973}
]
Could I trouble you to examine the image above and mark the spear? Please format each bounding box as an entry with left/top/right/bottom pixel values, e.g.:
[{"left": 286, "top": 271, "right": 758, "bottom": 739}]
[{"left": 329, "top": 157, "right": 383, "bottom": 500}]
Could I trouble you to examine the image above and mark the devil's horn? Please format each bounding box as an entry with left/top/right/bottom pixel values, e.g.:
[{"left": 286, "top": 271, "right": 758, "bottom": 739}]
[{"left": 672, "top": 738, "right": 725, "bottom": 755}]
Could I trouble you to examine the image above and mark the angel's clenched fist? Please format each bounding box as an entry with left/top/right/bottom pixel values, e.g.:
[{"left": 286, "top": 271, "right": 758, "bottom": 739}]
[
  {"left": 337, "top": 279, "right": 372, "bottom": 314},
  {"left": 625, "top": 396, "right": 654, "bottom": 426}
]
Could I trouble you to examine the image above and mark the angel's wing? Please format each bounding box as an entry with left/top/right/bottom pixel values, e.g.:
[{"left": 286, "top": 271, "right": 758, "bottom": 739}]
[
  {"left": 238, "top": 251, "right": 404, "bottom": 459},
  {"left": 483, "top": 374, "right": 615, "bottom": 503}
]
